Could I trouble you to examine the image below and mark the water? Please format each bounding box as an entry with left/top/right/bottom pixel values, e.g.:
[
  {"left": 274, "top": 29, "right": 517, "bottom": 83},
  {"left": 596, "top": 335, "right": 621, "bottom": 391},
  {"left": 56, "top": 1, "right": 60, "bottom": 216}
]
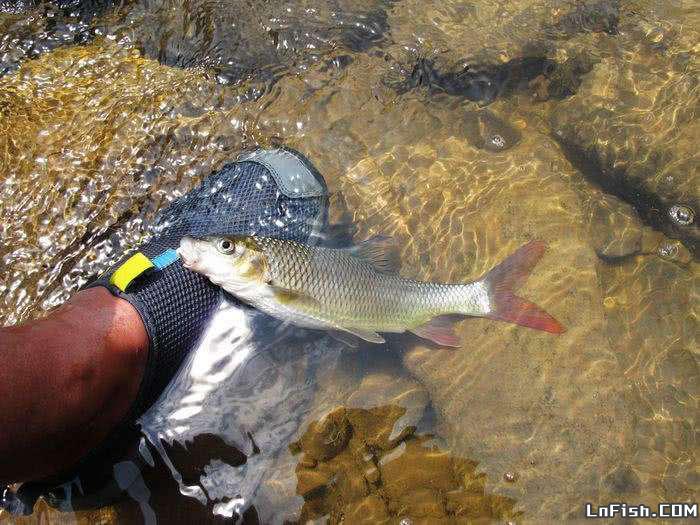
[{"left": 0, "top": 0, "right": 697, "bottom": 523}]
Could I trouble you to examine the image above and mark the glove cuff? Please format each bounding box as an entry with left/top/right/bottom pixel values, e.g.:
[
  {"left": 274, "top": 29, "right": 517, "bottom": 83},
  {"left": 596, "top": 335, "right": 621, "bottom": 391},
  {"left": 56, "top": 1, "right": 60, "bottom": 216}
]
[{"left": 87, "top": 260, "right": 221, "bottom": 423}]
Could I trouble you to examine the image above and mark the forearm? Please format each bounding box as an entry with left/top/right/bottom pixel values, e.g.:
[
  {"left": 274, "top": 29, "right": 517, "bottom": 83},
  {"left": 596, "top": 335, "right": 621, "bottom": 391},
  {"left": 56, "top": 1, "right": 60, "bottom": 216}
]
[{"left": 0, "top": 288, "right": 148, "bottom": 484}]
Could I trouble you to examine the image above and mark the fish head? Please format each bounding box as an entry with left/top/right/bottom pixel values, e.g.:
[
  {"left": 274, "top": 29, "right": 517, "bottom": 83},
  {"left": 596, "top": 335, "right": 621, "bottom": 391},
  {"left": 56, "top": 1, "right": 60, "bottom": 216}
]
[{"left": 178, "top": 235, "right": 269, "bottom": 290}]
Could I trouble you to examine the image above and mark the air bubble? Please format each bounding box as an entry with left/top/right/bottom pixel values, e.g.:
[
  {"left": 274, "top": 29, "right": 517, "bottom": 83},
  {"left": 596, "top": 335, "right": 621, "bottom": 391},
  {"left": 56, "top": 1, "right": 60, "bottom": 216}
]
[
  {"left": 668, "top": 204, "right": 694, "bottom": 226},
  {"left": 490, "top": 134, "right": 506, "bottom": 149},
  {"left": 658, "top": 243, "right": 678, "bottom": 259},
  {"left": 504, "top": 471, "right": 517, "bottom": 482}
]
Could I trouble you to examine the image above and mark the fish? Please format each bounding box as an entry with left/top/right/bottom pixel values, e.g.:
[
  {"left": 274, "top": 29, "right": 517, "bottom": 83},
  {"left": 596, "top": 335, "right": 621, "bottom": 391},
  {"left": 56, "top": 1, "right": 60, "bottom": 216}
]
[{"left": 177, "top": 235, "right": 565, "bottom": 347}]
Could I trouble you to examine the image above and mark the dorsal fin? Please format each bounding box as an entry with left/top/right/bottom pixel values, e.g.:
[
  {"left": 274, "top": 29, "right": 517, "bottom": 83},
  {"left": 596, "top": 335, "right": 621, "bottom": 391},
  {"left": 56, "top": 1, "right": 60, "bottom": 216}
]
[{"left": 348, "top": 235, "right": 401, "bottom": 274}]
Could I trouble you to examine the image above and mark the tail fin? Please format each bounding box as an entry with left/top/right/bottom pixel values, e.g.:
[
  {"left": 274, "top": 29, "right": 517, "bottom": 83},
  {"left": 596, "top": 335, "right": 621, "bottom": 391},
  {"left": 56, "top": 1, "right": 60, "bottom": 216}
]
[{"left": 482, "top": 241, "right": 565, "bottom": 334}]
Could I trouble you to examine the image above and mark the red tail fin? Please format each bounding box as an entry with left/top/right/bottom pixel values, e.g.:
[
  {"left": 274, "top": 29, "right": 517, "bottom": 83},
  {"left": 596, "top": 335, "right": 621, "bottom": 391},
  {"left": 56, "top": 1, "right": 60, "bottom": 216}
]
[{"left": 483, "top": 241, "right": 565, "bottom": 334}]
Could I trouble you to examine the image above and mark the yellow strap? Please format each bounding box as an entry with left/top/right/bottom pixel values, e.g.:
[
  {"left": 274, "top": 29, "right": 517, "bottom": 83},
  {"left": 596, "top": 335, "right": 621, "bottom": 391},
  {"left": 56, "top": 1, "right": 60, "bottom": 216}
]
[{"left": 109, "top": 252, "right": 154, "bottom": 292}]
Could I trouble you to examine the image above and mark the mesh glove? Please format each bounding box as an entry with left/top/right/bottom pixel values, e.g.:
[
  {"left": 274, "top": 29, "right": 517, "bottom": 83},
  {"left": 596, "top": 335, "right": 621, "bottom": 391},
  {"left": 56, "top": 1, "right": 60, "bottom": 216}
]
[{"left": 88, "top": 147, "right": 328, "bottom": 422}]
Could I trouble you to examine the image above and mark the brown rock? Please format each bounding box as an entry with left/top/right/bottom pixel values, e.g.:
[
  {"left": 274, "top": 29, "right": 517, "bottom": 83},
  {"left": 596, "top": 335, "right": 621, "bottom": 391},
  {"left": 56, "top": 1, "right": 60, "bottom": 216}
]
[
  {"left": 379, "top": 441, "right": 457, "bottom": 500},
  {"left": 589, "top": 194, "right": 643, "bottom": 258},
  {"left": 364, "top": 465, "right": 381, "bottom": 485},
  {"left": 347, "top": 371, "right": 430, "bottom": 446},
  {"left": 459, "top": 110, "right": 521, "bottom": 152},
  {"left": 342, "top": 495, "right": 391, "bottom": 524},
  {"left": 396, "top": 487, "right": 445, "bottom": 518},
  {"left": 296, "top": 468, "right": 332, "bottom": 498},
  {"left": 335, "top": 468, "right": 369, "bottom": 501},
  {"left": 298, "top": 407, "right": 352, "bottom": 462}
]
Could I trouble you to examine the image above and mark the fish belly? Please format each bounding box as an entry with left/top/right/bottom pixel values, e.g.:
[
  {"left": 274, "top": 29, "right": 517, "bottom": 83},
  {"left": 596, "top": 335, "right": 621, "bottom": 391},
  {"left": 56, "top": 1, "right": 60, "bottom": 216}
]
[{"left": 251, "top": 295, "right": 338, "bottom": 331}]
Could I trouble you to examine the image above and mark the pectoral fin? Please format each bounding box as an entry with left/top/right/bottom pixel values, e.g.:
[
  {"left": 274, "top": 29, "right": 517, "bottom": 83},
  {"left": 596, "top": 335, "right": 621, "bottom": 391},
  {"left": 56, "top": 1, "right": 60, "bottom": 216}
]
[
  {"left": 410, "top": 315, "right": 462, "bottom": 347},
  {"left": 272, "top": 287, "right": 321, "bottom": 309},
  {"left": 270, "top": 282, "right": 385, "bottom": 345}
]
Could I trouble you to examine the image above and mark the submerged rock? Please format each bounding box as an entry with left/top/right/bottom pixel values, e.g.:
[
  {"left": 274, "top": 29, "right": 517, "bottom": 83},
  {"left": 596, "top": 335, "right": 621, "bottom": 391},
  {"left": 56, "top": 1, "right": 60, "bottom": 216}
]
[
  {"left": 530, "top": 54, "right": 595, "bottom": 101},
  {"left": 588, "top": 194, "right": 643, "bottom": 259},
  {"left": 290, "top": 406, "right": 520, "bottom": 524},
  {"left": 0, "top": 41, "right": 249, "bottom": 324},
  {"left": 385, "top": 0, "right": 617, "bottom": 107},
  {"left": 1, "top": 0, "right": 393, "bottom": 88},
  {"left": 106, "top": 0, "right": 392, "bottom": 87},
  {"left": 545, "top": 0, "right": 620, "bottom": 38},
  {"left": 551, "top": 42, "right": 699, "bottom": 256},
  {"left": 296, "top": 407, "right": 352, "bottom": 462},
  {"left": 603, "top": 464, "right": 642, "bottom": 496},
  {"left": 460, "top": 109, "right": 521, "bottom": 152},
  {"left": 251, "top": 342, "right": 433, "bottom": 523},
  {"left": 395, "top": 56, "right": 561, "bottom": 104},
  {"left": 388, "top": 46, "right": 596, "bottom": 106},
  {"left": 424, "top": 56, "right": 554, "bottom": 102},
  {"left": 343, "top": 494, "right": 390, "bottom": 522},
  {"left": 347, "top": 372, "right": 430, "bottom": 444}
]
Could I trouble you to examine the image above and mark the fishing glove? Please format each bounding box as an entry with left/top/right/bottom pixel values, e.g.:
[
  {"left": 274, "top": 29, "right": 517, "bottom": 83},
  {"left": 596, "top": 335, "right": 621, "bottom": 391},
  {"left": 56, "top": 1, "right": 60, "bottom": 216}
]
[{"left": 88, "top": 148, "right": 327, "bottom": 423}]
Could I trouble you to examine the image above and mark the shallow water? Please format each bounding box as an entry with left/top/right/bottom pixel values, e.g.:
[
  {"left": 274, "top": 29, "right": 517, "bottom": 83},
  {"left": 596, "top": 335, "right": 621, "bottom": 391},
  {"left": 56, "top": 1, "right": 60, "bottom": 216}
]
[{"left": 0, "top": 0, "right": 697, "bottom": 523}]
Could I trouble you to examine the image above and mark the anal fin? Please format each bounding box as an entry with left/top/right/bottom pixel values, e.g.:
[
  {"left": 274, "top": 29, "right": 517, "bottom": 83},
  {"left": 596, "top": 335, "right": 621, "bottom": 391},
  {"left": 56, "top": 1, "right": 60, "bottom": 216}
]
[
  {"left": 410, "top": 315, "right": 462, "bottom": 347},
  {"left": 328, "top": 330, "right": 361, "bottom": 348},
  {"left": 341, "top": 327, "right": 385, "bottom": 344}
]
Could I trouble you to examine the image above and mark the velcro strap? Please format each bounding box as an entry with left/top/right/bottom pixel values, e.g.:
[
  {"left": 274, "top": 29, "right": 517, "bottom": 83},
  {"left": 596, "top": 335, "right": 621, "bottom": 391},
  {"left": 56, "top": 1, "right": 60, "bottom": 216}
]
[
  {"left": 151, "top": 248, "right": 179, "bottom": 270},
  {"left": 109, "top": 252, "right": 154, "bottom": 292}
]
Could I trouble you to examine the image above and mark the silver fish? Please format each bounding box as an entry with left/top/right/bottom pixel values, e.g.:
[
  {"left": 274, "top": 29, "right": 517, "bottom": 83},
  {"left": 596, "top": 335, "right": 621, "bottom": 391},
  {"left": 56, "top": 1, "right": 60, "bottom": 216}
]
[{"left": 177, "top": 235, "right": 564, "bottom": 347}]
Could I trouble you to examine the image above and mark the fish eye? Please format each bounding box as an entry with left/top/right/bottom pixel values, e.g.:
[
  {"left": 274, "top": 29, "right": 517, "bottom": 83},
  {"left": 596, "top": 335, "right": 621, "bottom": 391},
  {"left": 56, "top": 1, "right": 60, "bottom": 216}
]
[{"left": 217, "top": 239, "right": 236, "bottom": 254}]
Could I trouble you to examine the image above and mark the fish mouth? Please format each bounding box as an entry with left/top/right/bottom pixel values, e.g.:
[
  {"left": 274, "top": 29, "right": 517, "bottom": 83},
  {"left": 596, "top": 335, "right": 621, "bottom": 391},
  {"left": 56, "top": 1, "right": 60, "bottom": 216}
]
[{"left": 177, "top": 236, "right": 201, "bottom": 269}]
